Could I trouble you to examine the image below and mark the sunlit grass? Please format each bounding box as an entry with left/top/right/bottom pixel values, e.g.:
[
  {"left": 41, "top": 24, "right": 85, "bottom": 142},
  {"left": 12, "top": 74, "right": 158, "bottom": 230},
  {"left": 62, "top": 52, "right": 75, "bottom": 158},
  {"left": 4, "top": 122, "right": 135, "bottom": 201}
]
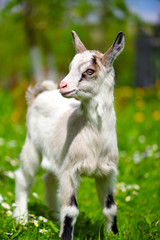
[{"left": 0, "top": 84, "right": 160, "bottom": 239}]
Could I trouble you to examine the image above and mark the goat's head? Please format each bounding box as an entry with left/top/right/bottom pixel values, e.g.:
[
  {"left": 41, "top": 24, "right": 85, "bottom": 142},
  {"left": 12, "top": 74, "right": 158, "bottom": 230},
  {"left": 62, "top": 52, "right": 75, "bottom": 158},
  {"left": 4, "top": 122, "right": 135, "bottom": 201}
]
[{"left": 60, "top": 31, "right": 125, "bottom": 100}]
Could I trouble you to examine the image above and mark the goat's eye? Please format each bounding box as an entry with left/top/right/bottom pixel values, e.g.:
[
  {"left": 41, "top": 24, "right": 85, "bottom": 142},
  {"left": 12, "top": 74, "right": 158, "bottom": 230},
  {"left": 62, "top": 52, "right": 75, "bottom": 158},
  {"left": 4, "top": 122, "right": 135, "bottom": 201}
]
[{"left": 86, "top": 69, "right": 95, "bottom": 75}]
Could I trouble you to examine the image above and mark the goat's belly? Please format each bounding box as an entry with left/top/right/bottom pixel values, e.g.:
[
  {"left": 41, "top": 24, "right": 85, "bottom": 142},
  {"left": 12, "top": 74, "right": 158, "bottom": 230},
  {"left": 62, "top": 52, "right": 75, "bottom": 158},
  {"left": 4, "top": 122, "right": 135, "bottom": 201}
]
[{"left": 75, "top": 158, "right": 118, "bottom": 177}]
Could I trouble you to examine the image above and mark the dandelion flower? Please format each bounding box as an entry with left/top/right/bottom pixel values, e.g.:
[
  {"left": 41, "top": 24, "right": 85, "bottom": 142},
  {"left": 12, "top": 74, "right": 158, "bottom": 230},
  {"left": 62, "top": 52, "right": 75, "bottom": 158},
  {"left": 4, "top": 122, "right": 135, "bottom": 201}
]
[
  {"left": 135, "top": 100, "right": 145, "bottom": 110},
  {"left": 6, "top": 210, "right": 12, "bottom": 216},
  {"left": 134, "top": 112, "right": 145, "bottom": 122},
  {"left": 39, "top": 229, "right": 48, "bottom": 234},
  {"left": 125, "top": 196, "right": 131, "bottom": 202},
  {"left": 39, "top": 216, "right": 48, "bottom": 222},
  {"left": 1, "top": 202, "right": 10, "bottom": 210},
  {"left": 152, "top": 110, "right": 160, "bottom": 121}
]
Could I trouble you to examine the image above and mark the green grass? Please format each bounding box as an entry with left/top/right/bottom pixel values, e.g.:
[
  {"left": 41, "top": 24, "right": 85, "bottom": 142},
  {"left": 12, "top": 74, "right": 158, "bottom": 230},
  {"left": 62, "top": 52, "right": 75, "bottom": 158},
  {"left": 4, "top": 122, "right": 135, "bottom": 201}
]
[{"left": 0, "top": 85, "right": 160, "bottom": 239}]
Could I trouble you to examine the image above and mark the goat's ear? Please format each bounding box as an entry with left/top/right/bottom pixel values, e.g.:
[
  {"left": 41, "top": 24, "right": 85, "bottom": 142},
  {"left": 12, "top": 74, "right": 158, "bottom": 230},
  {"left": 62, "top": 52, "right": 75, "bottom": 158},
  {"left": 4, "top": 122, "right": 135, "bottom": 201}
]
[
  {"left": 72, "top": 31, "right": 87, "bottom": 53},
  {"left": 101, "top": 32, "right": 125, "bottom": 66}
]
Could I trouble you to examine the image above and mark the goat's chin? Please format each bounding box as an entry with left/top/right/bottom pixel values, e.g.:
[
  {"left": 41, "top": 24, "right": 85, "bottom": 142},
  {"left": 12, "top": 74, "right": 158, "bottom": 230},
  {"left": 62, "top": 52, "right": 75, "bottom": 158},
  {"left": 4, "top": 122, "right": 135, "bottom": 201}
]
[{"left": 61, "top": 89, "right": 77, "bottom": 98}]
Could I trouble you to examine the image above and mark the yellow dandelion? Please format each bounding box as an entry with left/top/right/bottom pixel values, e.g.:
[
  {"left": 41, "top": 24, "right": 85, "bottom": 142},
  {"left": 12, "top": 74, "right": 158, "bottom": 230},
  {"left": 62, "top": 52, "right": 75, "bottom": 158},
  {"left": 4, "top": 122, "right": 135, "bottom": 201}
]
[
  {"left": 157, "top": 90, "right": 160, "bottom": 100},
  {"left": 122, "top": 86, "right": 133, "bottom": 98},
  {"left": 134, "top": 112, "right": 145, "bottom": 122},
  {"left": 152, "top": 110, "right": 160, "bottom": 121},
  {"left": 135, "top": 88, "right": 145, "bottom": 98},
  {"left": 135, "top": 100, "right": 145, "bottom": 110}
]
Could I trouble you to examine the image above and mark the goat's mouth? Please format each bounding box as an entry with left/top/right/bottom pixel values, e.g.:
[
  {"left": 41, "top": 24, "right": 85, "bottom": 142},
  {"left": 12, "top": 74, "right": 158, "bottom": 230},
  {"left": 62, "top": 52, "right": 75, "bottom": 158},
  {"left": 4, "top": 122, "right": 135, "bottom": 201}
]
[{"left": 60, "top": 89, "right": 76, "bottom": 97}]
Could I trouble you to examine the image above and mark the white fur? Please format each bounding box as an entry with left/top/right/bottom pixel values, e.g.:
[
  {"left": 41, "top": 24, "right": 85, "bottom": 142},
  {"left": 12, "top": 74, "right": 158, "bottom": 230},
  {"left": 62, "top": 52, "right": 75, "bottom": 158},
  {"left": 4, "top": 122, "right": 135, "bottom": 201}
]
[{"left": 14, "top": 31, "right": 124, "bottom": 239}]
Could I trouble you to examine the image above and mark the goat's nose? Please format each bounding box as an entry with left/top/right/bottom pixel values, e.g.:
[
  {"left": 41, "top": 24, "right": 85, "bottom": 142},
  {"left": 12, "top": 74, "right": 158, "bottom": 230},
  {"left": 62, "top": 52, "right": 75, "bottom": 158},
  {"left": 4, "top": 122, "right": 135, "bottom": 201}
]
[{"left": 60, "top": 81, "right": 68, "bottom": 89}]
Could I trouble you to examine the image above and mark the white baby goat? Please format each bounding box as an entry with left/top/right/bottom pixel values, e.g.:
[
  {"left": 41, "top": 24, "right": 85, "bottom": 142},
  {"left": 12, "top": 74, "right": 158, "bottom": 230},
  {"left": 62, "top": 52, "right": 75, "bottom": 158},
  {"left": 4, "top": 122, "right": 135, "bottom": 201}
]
[{"left": 14, "top": 31, "right": 125, "bottom": 240}]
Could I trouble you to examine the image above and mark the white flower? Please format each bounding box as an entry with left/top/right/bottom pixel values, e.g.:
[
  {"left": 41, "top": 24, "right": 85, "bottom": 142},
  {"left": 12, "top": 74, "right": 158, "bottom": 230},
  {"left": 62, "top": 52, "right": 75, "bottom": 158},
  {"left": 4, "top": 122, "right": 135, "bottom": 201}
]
[
  {"left": 0, "top": 137, "right": 5, "bottom": 146},
  {"left": 132, "top": 191, "right": 138, "bottom": 195},
  {"left": 3, "top": 171, "right": 15, "bottom": 179},
  {"left": 125, "top": 196, "right": 131, "bottom": 202},
  {"left": 28, "top": 213, "right": 35, "bottom": 218},
  {"left": 7, "top": 140, "right": 17, "bottom": 148},
  {"left": 1, "top": 202, "right": 10, "bottom": 210},
  {"left": 6, "top": 210, "right": 12, "bottom": 216},
  {"left": 120, "top": 151, "right": 126, "bottom": 158},
  {"left": 126, "top": 185, "right": 132, "bottom": 190},
  {"left": 152, "top": 144, "right": 158, "bottom": 151},
  {"left": 154, "top": 152, "right": 160, "bottom": 159},
  {"left": 12, "top": 203, "right": 16, "bottom": 207},
  {"left": 138, "top": 135, "right": 146, "bottom": 143},
  {"left": 0, "top": 194, "right": 3, "bottom": 203},
  {"left": 133, "top": 151, "right": 141, "bottom": 163},
  {"left": 31, "top": 219, "right": 39, "bottom": 227},
  {"left": 145, "top": 146, "right": 153, "bottom": 157},
  {"left": 10, "top": 159, "right": 18, "bottom": 166},
  {"left": 133, "top": 184, "right": 140, "bottom": 190},
  {"left": 32, "top": 192, "right": 39, "bottom": 199},
  {"left": 39, "top": 229, "right": 48, "bottom": 234},
  {"left": 39, "top": 216, "right": 48, "bottom": 222},
  {"left": 116, "top": 182, "right": 127, "bottom": 192},
  {"left": 144, "top": 173, "right": 150, "bottom": 178},
  {"left": 5, "top": 156, "right": 18, "bottom": 166},
  {"left": 5, "top": 233, "right": 13, "bottom": 236}
]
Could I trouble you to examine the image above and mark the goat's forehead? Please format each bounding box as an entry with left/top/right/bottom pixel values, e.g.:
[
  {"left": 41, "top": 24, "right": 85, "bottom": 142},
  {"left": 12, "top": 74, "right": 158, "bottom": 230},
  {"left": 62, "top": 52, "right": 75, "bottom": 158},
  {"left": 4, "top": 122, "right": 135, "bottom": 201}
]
[
  {"left": 70, "top": 51, "right": 102, "bottom": 70},
  {"left": 71, "top": 51, "right": 94, "bottom": 67}
]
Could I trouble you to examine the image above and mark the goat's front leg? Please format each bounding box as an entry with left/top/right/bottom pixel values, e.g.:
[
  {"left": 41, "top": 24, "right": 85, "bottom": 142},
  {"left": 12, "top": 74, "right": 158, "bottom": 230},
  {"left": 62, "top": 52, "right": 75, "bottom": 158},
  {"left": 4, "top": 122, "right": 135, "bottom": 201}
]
[
  {"left": 58, "top": 172, "right": 79, "bottom": 240},
  {"left": 95, "top": 174, "right": 118, "bottom": 234}
]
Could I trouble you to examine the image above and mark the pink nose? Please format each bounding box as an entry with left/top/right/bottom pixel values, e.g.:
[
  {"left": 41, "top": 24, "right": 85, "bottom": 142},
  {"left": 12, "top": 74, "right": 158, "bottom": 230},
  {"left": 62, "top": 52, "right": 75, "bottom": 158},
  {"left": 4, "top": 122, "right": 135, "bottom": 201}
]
[{"left": 60, "top": 81, "right": 67, "bottom": 89}]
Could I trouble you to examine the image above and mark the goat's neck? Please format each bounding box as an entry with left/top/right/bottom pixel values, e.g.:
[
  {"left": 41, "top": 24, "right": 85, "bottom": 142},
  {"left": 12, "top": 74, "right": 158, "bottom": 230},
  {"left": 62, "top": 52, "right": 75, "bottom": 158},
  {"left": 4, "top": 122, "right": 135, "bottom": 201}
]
[{"left": 80, "top": 79, "right": 115, "bottom": 129}]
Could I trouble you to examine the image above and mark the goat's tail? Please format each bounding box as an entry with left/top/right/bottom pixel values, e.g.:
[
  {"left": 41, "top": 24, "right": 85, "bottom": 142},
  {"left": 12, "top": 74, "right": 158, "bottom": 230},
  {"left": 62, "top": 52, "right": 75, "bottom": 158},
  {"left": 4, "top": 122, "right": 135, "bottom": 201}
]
[{"left": 26, "top": 80, "right": 57, "bottom": 106}]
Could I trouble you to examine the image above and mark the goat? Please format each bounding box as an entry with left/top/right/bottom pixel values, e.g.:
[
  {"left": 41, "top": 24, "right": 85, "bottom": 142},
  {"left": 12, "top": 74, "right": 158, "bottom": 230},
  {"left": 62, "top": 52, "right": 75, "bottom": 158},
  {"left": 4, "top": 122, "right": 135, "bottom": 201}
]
[{"left": 14, "top": 31, "right": 125, "bottom": 240}]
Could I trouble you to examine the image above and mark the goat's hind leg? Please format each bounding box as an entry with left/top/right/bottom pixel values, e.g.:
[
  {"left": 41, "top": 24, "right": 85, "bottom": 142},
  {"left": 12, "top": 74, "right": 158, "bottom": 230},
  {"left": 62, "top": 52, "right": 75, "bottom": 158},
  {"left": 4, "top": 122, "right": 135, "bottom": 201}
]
[
  {"left": 14, "top": 138, "right": 40, "bottom": 224},
  {"left": 95, "top": 174, "right": 118, "bottom": 234},
  {"left": 43, "top": 172, "right": 59, "bottom": 219}
]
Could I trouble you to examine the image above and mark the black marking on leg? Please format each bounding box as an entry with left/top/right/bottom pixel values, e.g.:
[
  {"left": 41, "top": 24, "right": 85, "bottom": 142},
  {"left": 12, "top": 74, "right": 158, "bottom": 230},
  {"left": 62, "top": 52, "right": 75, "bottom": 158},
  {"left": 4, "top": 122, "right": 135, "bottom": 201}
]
[
  {"left": 111, "top": 216, "right": 118, "bottom": 234},
  {"left": 61, "top": 216, "right": 73, "bottom": 240},
  {"left": 70, "top": 195, "right": 78, "bottom": 208},
  {"left": 106, "top": 193, "right": 115, "bottom": 208}
]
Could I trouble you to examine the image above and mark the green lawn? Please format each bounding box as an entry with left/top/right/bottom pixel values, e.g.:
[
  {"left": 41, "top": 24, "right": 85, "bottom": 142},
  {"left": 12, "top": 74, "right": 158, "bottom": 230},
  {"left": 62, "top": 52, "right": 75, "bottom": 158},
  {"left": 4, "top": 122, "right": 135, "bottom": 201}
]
[{"left": 0, "top": 84, "right": 160, "bottom": 239}]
